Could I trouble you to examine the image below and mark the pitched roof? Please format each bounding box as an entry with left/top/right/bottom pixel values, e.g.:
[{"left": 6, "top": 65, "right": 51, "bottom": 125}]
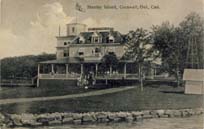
[
  {"left": 183, "top": 69, "right": 204, "bottom": 81},
  {"left": 74, "top": 31, "right": 124, "bottom": 44}
]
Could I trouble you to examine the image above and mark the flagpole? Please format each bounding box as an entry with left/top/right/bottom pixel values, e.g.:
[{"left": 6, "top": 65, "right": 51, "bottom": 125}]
[
  {"left": 75, "top": 1, "right": 85, "bottom": 24},
  {"left": 58, "top": 25, "right": 61, "bottom": 36},
  {"left": 75, "top": 0, "right": 78, "bottom": 24},
  {"left": 0, "top": 0, "right": 3, "bottom": 25}
]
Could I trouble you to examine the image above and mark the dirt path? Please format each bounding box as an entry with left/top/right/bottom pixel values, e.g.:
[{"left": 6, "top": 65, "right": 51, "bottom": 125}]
[{"left": 0, "top": 86, "right": 134, "bottom": 105}]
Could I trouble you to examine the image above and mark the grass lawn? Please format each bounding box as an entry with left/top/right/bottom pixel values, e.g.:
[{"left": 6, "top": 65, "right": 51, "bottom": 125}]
[
  {"left": 0, "top": 85, "right": 96, "bottom": 99},
  {"left": 0, "top": 84, "right": 202, "bottom": 114}
]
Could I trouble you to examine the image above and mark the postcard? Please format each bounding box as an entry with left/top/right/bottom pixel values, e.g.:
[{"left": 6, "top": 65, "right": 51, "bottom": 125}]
[{"left": 0, "top": 0, "right": 203, "bottom": 129}]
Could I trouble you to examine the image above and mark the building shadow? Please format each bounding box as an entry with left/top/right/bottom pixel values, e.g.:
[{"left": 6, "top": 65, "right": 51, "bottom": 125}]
[{"left": 160, "top": 91, "right": 184, "bottom": 94}]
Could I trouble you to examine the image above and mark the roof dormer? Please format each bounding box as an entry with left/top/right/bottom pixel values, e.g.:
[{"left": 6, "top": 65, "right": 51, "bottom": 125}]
[
  {"left": 91, "top": 32, "right": 102, "bottom": 43},
  {"left": 108, "top": 33, "right": 115, "bottom": 43},
  {"left": 79, "top": 35, "right": 85, "bottom": 44}
]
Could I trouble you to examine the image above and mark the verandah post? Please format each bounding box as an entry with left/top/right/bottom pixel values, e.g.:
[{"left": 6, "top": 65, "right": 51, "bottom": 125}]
[
  {"left": 66, "top": 64, "right": 69, "bottom": 77},
  {"left": 110, "top": 65, "right": 112, "bottom": 76},
  {"left": 51, "top": 64, "right": 54, "bottom": 73},
  {"left": 81, "top": 64, "right": 83, "bottom": 76},
  {"left": 95, "top": 63, "right": 98, "bottom": 77},
  {"left": 139, "top": 63, "right": 143, "bottom": 91},
  {"left": 124, "top": 63, "right": 127, "bottom": 78},
  {"left": 37, "top": 64, "right": 40, "bottom": 87},
  {"left": 51, "top": 64, "right": 55, "bottom": 78}
]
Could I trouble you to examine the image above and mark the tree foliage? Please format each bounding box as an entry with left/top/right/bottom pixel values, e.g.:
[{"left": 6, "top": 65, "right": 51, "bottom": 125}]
[
  {"left": 152, "top": 23, "right": 182, "bottom": 71},
  {"left": 179, "top": 12, "right": 204, "bottom": 67},
  {"left": 123, "top": 29, "right": 154, "bottom": 62},
  {"left": 101, "top": 52, "right": 119, "bottom": 71},
  {"left": 1, "top": 54, "right": 55, "bottom": 79},
  {"left": 152, "top": 12, "right": 204, "bottom": 86},
  {"left": 123, "top": 28, "right": 157, "bottom": 91}
]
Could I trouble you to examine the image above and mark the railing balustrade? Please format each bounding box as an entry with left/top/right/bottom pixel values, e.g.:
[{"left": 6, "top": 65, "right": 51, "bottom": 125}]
[
  {"left": 39, "top": 73, "right": 80, "bottom": 79},
  {"left": 38, "top": 73, "right": 175, "bottom": 80}
]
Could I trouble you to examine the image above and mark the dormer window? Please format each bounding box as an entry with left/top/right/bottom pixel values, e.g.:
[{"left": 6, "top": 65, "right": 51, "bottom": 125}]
[
  {"left": 95, "top": 38, "right": 99, "bottom": 43},
  {"left": 108, "top": 34, "right": 115, "bottom": 43},
  {"left": 92, "top": 36, "right": 102, "bottom": 43},
  {"left": 79, "top": 35, "right": 85, "bottom": 44},
  {"left": 92, "top": 32, "right": 102, "bottom": 43}
]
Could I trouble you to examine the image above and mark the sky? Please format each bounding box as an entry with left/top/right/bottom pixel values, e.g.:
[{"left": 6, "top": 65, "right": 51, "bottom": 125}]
[{"left": 0, "top": 0, "right": 203, "bottom": 58}]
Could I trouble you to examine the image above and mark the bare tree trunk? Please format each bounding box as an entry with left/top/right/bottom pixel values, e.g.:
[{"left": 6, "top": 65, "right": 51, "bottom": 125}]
[
  {"left": 138, "top": 64, "right": 140, "bottom": 80},
  {"left": 141, "top": 75, "right": 143, "bottom": 91},
  {"left": 176, "top": 65, "right": 180, "bottom": 87}
]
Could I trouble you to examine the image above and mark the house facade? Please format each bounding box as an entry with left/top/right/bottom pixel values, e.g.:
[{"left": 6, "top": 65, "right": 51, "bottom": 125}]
[{"left": 37, "top": 23, "right": 156, "bottom": 87}]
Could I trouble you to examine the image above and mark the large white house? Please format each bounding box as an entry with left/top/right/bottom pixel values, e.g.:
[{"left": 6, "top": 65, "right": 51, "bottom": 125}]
[{"left": 37, "top": 23, "right": 157, "bottom": 87}]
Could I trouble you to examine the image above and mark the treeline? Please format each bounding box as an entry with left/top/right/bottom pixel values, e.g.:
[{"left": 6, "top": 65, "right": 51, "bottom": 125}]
[
  {"left": 1, "top": 53, "right": 55, "bottom": 79},
  {"left": 123, "top": 12, "right": 203, "bottom": 87},
  {"left": 152, "top": 12, "right": 204, "bottom": 76}
]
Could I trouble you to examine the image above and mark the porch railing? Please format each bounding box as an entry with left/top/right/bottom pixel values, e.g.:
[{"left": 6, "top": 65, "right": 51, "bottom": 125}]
[
  {"left": 39, "top": 73, "right": 81, "bottom": 79},
  {"left": 38, "top": 73, "right": 175, "bottom": 80},
  {"left": 39, "top": 73, "right": 139, "bottom": 79},
  {"left": 96, "top": 74, "right": 139, "bottom": 79}
]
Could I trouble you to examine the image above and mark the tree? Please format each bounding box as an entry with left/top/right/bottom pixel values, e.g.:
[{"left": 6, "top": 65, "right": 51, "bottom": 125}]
[
  {"left": 152, "top": 13, "right": 204, "bottom": 86},
  {"left": 123, "top": 28, "right": 156, "bottom": 91},
  {"left": 1, "top": 53, "right": 55, "bottom": 79},
  {"left": 101, "top": 52, "right": 119, "bottom": 74},
  {"left": 179, "top": 12, "right": 204, "bottom": 68},
  {"left": 152, "top": 22, "right": 185, "bottom": 86}
]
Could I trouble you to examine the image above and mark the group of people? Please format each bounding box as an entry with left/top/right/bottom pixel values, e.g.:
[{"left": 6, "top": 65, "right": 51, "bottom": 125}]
[{"left": 77, "top": 72, "right": 96, "bottom": 88}]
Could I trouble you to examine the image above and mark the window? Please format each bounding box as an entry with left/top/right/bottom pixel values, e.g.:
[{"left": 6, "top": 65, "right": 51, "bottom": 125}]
[
  {"left": 92, "top": 37, "right": 102, "bottom": 43},
  {"left": 64, "top": 49, "right": 69, "bottom": 57},
  {"left": 109, "top": 39, "right": 113, "bottom": 43},
  {"left": 92, "top": 32, "right": 102, "bottom": 43},
  {"left": 78, "top": 52, "right": 84, "bottom": 56},
  {"left": 108, "top": 52, "right": 114, "bottom": 55},
  {"left": 64, "top": 42, "right": 67, "bottom": 45},
  {"left": 72, "top": 27, "right": 75, "bottom": 33},
  {"left": 108, "top": 34, "right": 115, "bottom": 43},
  {"left": 95, "top": 48, "right": 101, "bottom": 53},
  {"left": 95, "top": 38, "right": 98, "bottom": 43},
  {"left": 79, "top": 37, "right": 85, "bottom": 44},
  {"left": 64, "top": 53, "right": 67, "bottom": 57}
]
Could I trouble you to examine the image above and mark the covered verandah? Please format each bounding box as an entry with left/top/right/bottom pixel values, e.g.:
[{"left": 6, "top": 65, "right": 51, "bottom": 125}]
[{"left": 37, "top": 58, "right": 141, "bottom": 87}]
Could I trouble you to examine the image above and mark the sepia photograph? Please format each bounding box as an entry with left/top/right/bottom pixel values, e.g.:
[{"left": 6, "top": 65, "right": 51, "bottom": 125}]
[{"left": 0, "top": 0, "right": 203, "bottom": 129}]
